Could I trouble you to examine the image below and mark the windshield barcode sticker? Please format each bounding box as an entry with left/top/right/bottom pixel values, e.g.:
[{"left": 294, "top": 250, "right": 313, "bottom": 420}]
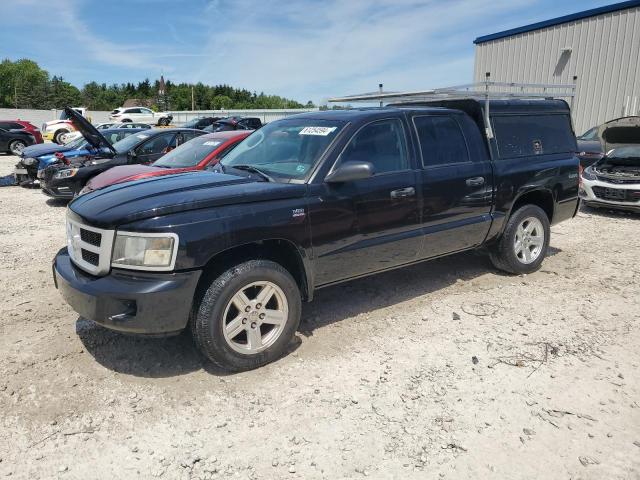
[
  {"left": 203, "top": 141, "right": 222, "bottom": 146},
  {"left": 299, "top": 126, "right": 337, "bottom": 136}
]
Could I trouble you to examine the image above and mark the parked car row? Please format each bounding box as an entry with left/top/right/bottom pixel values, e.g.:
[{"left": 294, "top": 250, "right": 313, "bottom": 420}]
[{"left": 14, "top": 127, "right": 148, "bottom": 185}]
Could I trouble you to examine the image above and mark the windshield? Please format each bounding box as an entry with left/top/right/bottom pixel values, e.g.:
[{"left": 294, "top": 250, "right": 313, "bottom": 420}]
[
  {"left": 220, "top": 118, "right": 345, "bottom": 180},
  {"left": 113, "top": 132, "right": 150, "bottom": 154},
  {"left": 59, "top": 109, "right": 82, "bottom": 120},
  {"left": 183, "top": 118, "right": 204, "bottom": 128},
  {"left": 607, "top": 146, "right": 640, "bottom": 159},
  {"left": 578, "top": 126, "right": 598, "bottom": 140},
  {"left": 66, "top": 136, "right": 88, "bottom": 150},
  {"left": 154, "top": 136, "right": 226, "bottom": 168}
]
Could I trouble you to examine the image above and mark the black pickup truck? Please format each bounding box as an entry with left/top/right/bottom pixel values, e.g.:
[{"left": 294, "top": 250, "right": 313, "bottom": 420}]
[{"left": 53, "top": 100, "right": 579, "bottom": 371}]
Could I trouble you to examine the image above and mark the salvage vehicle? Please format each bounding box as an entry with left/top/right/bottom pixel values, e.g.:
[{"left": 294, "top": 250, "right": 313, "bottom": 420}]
[
  {"left": 15, "top": 128, "right": 146, "bottom": 185},
  {"left": 42, "top": 107, "right": 89, "bottom": 144},
  {"left": 576, "top": 116, "right": 640, "bottom": 168},
  {"left": 41, "top": 108, "right": 204, "bottom": 199},
  {"left": 53, "top": 98, "right": 579, "bottom": 371},
  {"left": 110, "top": 107, "right": 173, "bottom": 126},
  {"left": 80, "top": 130, "right": 251, "bottom": 194},
  {"left": 0, "top": 121, "right": 41, "bottom": 155},
  {"left": 580, "top": 116, "right": 640, "bottom": 212}
]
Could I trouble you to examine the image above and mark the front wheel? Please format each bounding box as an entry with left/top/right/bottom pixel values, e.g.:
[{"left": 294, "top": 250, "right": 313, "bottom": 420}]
[
  {"left": 191, "top": 259, "right": 301, "bottom": 371},
  {"left": 489, "top": 204, "right": 550, "bottom": 274},
  {"left": 53, "top": 129, "right": 69, "bottom": 144}
]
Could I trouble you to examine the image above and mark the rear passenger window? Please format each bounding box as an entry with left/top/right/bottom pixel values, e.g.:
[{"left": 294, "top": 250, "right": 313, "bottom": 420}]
[
  {"left": 492, "top": 114, "right": 576, "bottom": 158},
  {"left": 340, "top": 119, "right": 408, "bottom": 174},
  {"left": 413, "top": 116, "right": 469, "bottom": 167}
]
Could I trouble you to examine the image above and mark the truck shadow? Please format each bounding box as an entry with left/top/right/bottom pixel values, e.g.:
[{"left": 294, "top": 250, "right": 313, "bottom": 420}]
[
  {"left": 580, "top": 204, "right": 640, "bottom": 219},
  {"left": 76, "top": 249, "right": 562, "bottom": 378}
]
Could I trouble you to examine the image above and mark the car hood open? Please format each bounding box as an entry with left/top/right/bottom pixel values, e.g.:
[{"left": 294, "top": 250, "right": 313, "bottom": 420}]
[
  {"left": 69, "top": 171, "right": 306, "bottom": 228},
  {"left": 63, "top": 107, "right": 116, "bottom": 156},
  {"left": 598, "top": 116, "right": 640, "bottom": 152}
]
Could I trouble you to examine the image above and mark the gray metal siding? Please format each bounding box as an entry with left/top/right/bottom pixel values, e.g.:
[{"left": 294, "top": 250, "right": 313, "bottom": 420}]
[{"left": 474, "top": 5, "right": 640, "bottom": 134}]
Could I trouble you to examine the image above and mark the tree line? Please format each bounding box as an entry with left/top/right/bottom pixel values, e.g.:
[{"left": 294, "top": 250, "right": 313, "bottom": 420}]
[{"left": 0, "top": 58, "right": 313, "bottom": 111}]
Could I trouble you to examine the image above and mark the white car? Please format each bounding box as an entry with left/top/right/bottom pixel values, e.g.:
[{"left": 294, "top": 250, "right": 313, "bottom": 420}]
[
  {"left": 42, "top": 107, "right": 88, "bottom": 144},
  {"left": 581, "top": 146, "right": 640, "bottom": 213},
  {"left": 110, "top": 107, "right": 173, "bottom": 126}
]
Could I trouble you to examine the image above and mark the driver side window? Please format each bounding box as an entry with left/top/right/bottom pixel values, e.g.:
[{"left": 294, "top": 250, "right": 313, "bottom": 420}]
[
  {"left": 136, "top": 134, "right": 174, "bottom": 156},
  {"left": 340, "top": 119, "right": 408, "bottom": 174}
]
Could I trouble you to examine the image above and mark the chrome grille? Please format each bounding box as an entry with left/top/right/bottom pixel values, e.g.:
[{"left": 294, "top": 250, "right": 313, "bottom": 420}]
[{"left": 66, "top": 213, "right": 115, "bottom": 275}]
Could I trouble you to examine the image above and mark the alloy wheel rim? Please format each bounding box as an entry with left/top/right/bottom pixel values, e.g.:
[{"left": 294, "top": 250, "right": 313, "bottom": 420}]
[
  {"left": 222, "top": 281, "right": 288, "bottom": 354},
  {"left": 12, "top": 142, "right": 25, "bottom": 154},
  {"left": 514, "top": 216, "right": 545, "bottom": 264}
]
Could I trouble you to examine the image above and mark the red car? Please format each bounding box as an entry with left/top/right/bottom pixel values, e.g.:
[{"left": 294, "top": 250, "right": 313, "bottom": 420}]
[
  {"left": 0, "top": 119, "right": 43, "bottom": 146},
  {"left": 81, "top": 130, "right": 251, "bottom": 194}
]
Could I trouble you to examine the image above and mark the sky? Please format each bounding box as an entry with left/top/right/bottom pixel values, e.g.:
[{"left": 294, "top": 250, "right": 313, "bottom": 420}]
[{"left": 1, "top": 0, "right": 617, "bottom": 104}]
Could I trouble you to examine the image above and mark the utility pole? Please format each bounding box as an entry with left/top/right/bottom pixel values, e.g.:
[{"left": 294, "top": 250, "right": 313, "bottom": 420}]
[
  {"left": 191, "top": 86, "right": 195, "bottom": 111},
  {"left": 14, "top": 84, "right": 18, "bottom": 109},
  {"left": 379, "top": 83, "right": 383, "bottom": 108}
]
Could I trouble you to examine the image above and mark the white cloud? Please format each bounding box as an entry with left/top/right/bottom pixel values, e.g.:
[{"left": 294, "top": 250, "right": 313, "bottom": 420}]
[{"left": 182, "top": 0, "right": 534, "bottom": 102}]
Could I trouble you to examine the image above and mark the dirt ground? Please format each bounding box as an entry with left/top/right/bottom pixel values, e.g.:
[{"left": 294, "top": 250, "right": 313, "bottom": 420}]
[{"left": 0, "top": 153, "right": 639, "bottom": 480}]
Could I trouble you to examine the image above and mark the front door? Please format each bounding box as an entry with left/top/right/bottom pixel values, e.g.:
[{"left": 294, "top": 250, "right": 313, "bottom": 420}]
[
  {"left": 311, "top": 118, "right": 422, "bottom": 286},
  {"left": 411, "top": 114, "right": 493, "bottom": 258},
  {"left": 133, "top": 132, "right": 177, "bottom": 164}
]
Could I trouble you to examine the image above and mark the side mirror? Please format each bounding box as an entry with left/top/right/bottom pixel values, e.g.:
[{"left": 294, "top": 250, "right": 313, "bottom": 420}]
[{"left": 325, "top": 161, "right": 375, "bottom": 183}]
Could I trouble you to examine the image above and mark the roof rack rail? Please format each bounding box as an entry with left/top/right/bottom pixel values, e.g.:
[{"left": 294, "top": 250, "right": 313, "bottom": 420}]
[{"left": 328, "top": 80, "right": 576, "bottom": 140}]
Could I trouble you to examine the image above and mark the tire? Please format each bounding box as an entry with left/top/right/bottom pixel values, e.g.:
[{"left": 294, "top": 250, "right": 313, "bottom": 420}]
[
  {"left": 489, "top": 204, "right": 550, "bottom": 275},
  {"left": 120, "top": 118, "right": 132, "bottom": 123},
  {"left": 9, "top": 140, "right": 26, "bottom": 155},
  {"left": 191, "top": 259, "right": 301, "bottom": 372},
  {"left": 53, "top": 129, "right": 69, "bottom": 144}
]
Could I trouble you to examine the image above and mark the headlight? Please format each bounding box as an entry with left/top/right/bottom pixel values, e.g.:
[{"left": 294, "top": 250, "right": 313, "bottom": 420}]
[
  {"left": 111, "top": 232, "right": 178, "bottom": 271},
  {"left": 23, "top": 157, "right": 37, "bottom": 166},
  {"left": 582, "top": 167, "right": 597, "bottom": 181},
  {"left": 54, "top": 168, "right": 78, "bottom": 179}
]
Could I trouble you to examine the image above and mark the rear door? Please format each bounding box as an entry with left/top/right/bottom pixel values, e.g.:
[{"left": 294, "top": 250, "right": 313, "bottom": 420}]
[
  {"left": 412, "top": 113, "right": 493, "bottom": 258},
  {"left": 312, "top": 117, "right": 422, "bottom": 285}
]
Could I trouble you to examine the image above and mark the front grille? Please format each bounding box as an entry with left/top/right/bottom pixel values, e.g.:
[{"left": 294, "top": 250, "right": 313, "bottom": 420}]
[
  {"left": 66, "top": 214, "right": 115, "bottom": 275},
  {"left": 595, "top": 174, "right": 640, "bottom": 185},
  {"left": 592, "top": 186, "right": 640, "bottom": 203},
  {"left": 81, "top": 249, "right": 99, "bottom": 266},
  {"left": 80, "top": 228, "right": 102, "bottom": 247}
]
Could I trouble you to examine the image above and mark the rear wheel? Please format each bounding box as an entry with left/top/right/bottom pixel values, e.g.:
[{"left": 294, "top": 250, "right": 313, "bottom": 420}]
[
  {"left": 191, "top": 259, "right": 301, "bottom": 371},
  {"left": 489, "top": 205, "right": 550, "bottom": 274},
  {"left": 53, "top": 129, "right": 69, "bottom": 144},
  {"left": 9, "top": 140, "right": 26, "bottom": 155}
]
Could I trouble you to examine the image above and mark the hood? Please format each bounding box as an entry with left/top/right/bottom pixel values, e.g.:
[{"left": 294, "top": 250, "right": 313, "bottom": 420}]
[
  {"left": 63, "top": 107, "right": 116, "bottom": 155},
  {"left": 21, "top": 142, "right": 72, "bottom": 158},
  {"left": 37, "top": 148, "right": 93, "bottom": 169},
  {"left": 598, "top": 116, "right": 640, "bottom": 152},
  {"left": 84, "top": 164, "right": 169, "bottom": 191},
  {"left": 69, "top": 171, "right": 306, "bottom": 228}
]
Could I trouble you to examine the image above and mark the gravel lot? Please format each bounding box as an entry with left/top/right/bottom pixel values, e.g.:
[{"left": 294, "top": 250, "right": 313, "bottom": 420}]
[{"left": 1, "top": 153, "right": 639, "bottom": 479}]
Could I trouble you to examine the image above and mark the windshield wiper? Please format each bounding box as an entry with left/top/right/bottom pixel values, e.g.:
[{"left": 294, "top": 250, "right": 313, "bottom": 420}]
[{"left": 231, "top": 165, "right": 275, "bottom": 182}]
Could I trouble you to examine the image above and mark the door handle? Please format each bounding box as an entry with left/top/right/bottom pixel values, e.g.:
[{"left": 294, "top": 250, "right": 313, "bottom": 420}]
[
  {"left": 465, "top": 176, "right": 485, "bottom": 187},
  {"left": 390, "top": 187, "right": 416, "bottom": 199}
]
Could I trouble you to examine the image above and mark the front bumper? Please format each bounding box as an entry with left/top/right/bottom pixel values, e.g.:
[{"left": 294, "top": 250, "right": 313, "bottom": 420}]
[
  {"left": 53, "top": 248, "right": 201, "bottom": 335},
  {"left": 580, "top": 177, "right": 640, "bottom": 212}
]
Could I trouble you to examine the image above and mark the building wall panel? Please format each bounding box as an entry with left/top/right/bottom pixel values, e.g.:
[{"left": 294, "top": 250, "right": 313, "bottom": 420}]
[{"left": 474, "top": 6, "right": 640, "bottom": 134}]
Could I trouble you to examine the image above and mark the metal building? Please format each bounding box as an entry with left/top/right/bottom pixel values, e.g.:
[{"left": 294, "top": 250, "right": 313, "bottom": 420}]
[{"left": 473, "top": 0, "right": 640, "bottom": 135}]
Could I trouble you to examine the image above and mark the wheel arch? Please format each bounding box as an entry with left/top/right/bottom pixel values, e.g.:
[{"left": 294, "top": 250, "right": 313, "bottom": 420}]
[
  {"left": 509, "top": 188, "right": 555, "bottom": 224},
  {"left": 195, "top": 238, "right": 312, "bottom": 303}
]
